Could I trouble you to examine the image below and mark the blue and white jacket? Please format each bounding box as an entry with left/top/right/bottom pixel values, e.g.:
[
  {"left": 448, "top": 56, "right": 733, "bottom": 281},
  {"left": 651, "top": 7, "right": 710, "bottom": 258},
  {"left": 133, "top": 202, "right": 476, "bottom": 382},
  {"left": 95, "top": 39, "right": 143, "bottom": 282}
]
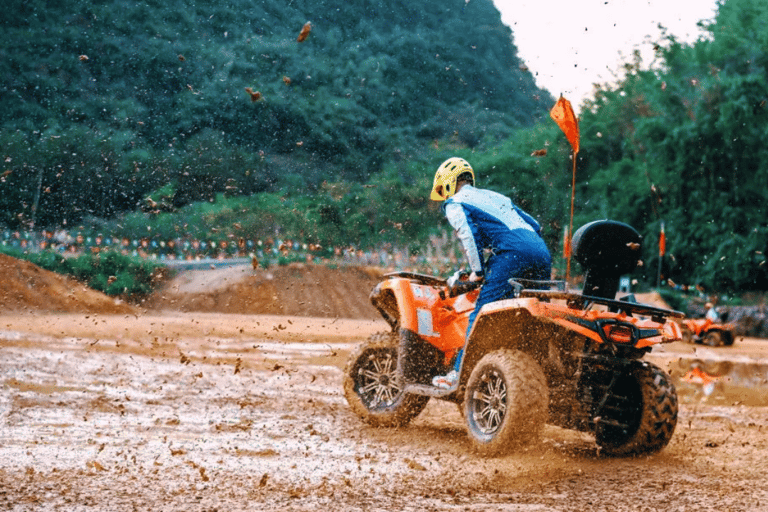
[{"left": 443, "top": 185, "right": 547, "bottom": 274}]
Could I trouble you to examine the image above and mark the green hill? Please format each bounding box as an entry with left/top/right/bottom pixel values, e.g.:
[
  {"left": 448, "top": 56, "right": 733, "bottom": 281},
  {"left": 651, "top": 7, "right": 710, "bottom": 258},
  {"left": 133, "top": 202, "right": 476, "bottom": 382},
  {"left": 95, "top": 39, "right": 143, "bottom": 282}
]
[{"left": 1, "top": 0, "right": 552, "bottom": 227}]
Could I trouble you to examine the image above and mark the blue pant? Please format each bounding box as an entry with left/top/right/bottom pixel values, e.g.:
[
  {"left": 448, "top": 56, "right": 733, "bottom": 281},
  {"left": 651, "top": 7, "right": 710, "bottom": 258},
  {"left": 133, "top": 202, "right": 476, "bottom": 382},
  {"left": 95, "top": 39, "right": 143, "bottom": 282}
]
[{"left": 452, "top": 249, "right": 551, "bottom": 373}]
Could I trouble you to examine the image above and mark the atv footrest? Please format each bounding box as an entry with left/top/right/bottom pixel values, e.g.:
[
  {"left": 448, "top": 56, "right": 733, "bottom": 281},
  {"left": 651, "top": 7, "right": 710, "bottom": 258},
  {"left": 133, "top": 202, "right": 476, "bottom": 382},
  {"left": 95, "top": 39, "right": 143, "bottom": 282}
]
[{"left": 403, "top": 383, "right": 459, "bottom": 399}]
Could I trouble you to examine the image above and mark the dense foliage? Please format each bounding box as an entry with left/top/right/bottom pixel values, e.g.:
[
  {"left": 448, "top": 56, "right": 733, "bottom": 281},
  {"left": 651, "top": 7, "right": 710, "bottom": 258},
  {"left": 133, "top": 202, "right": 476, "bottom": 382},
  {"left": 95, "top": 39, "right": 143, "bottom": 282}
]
[
  {"left": 575, "top": 0, "right": 768, "bottom": 292},
  {"left": 1, "top": 0, "right": 550, "bottom": 228}
]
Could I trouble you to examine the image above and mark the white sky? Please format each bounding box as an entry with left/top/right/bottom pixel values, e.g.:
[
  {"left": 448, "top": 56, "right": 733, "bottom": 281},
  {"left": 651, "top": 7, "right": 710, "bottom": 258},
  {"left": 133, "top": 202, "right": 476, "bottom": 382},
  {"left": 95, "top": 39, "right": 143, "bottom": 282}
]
[{"left": 492, "top": 0, "right": 719, "bottom": 112}]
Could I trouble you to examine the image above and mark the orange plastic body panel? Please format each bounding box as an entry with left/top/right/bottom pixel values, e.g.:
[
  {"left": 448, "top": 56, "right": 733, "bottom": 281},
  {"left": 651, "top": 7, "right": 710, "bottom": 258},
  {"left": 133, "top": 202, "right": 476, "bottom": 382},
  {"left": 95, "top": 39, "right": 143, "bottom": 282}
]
[
  {"left": 378, "top": 277, "right": 476, "bottom": 352},
  {"left": 515, "top": 301, "right": 682, "bottom": 348},
  {"left": 378, "top": 277, "right": 679, "bottom": 355}
]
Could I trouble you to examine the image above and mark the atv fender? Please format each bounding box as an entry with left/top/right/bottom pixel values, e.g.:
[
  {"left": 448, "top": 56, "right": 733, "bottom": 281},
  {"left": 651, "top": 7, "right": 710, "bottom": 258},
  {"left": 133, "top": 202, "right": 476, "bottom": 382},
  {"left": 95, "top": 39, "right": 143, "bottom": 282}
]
[
  {"left": 459, "top": 295, "right": 681, "bottom": 382},
  {"left": 371, "top": 276, "right": 470, "bottom": 353},
  {"left": 460, "top": 298, "right": 555, "bottom": 380}
]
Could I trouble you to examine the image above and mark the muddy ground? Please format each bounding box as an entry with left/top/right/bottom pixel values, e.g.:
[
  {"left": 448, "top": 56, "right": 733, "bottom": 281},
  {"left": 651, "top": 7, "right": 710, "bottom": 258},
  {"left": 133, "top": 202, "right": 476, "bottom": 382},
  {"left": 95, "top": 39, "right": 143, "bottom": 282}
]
[{"left": 1, "top": 259, "right": 768, "bottom": 511}]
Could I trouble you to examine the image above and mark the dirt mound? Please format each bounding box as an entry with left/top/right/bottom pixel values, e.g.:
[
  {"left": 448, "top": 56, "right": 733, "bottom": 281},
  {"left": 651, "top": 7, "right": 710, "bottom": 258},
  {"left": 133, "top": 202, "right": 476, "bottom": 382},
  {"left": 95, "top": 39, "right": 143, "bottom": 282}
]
[
  {"left": 634, "top": 291, "right": 672, "bottom": 309},
  {"left": 0, "top": 253, "right": 135, "bottom": 314},
  {"left": 147, "top": 263, "right": 385, "bottom": 319},
  {"left": 0, "top": 255, "right": 385, "bottom": 319}
]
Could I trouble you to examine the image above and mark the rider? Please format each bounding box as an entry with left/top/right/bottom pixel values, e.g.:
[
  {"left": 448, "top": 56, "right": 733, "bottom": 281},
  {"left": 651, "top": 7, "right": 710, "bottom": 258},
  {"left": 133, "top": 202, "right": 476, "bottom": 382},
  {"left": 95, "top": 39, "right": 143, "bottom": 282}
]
[
  {"left": 704, "top": 302, "right": 720, "bottom": 326},
  {"left": 429, "top": 157, "right": 552, "bottom": 389}
]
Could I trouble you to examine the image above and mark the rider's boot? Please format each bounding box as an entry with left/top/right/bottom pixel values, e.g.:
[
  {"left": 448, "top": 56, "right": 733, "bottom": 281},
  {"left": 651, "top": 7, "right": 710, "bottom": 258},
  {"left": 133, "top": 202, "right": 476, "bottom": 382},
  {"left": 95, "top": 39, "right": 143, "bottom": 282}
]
[{"left": 432, "top": 370, "right": 458, "bottom": 390}]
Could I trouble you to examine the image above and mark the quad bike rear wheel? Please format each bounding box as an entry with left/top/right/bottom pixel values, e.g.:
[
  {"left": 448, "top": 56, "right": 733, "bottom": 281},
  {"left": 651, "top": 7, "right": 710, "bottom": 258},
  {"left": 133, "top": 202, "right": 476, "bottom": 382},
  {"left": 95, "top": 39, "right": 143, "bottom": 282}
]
[
  {"left": 594, "top": 362, "right": 677, "bottom": 456},
  {"left": 343, "top": 332, "right": 429, "bottom": 427},
  {"left": 680, "top": 326, "right": 693, "bottom": 344},
  {"left": 463, "top": 349, "right": 548, "bottom": 456},
  {"left": 702, "top": 331, "right": 722, "bottom": 347}
]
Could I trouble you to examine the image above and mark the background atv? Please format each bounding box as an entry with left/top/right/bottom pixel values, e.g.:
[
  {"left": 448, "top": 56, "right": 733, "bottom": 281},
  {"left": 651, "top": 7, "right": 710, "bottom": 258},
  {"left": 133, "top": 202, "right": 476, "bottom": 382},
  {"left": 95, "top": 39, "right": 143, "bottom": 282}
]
[
  {"left": 680, "top": 317, "right": 735, "bottom": 347},
  {"left": 344, "top": 220, "right": 683, "bottom": 457}
]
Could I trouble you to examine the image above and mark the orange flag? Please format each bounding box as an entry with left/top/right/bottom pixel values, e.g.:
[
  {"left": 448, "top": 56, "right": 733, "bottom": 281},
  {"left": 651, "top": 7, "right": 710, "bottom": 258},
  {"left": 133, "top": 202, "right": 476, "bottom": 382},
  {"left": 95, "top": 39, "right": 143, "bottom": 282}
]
[
  {"left": 659, "top": 222, "right": 666, "bottom": 257},
  {"left": 550, "top": 96, "right": 580, "bottom": 154}
]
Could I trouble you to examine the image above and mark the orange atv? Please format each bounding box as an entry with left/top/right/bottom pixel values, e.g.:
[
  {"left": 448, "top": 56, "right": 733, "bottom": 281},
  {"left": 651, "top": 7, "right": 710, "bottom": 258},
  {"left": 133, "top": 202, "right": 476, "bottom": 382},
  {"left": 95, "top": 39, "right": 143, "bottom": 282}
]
[
  {"left": 680, "top": 317, "right": 735, "bottom": 347},
  {"left": 343, "top": 220, "right": 684, "bottom": 456}
]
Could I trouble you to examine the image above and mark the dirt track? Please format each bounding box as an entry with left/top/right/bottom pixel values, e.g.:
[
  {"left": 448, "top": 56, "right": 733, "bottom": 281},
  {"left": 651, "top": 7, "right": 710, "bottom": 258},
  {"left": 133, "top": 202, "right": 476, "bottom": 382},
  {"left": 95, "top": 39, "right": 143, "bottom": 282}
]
[
  {"left": 2, "top": 311, "right": 768, "bottom": 512},
  {"left": 2, "top": 258, "right": 768, "bottom": 511}
]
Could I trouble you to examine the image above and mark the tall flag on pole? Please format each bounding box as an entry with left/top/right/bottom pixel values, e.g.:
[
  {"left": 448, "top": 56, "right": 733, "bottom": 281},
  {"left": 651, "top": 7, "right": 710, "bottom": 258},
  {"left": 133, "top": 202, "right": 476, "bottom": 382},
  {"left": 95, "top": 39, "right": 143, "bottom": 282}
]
[
  {"left": 550, "top": 96, "right": 580, "bottom": 286},
  {"left": 550, "top": 96, "right": 580, "bottom": 154}
]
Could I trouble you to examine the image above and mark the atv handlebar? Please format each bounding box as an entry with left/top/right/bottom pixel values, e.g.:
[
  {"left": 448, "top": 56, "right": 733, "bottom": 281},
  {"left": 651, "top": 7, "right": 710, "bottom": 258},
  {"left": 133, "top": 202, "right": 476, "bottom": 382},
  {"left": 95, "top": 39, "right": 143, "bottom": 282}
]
[
  {"left": 385, "top": 271, "right": 483, "bottom": 299},
  {"left": 446, "top": 279, "right": 483, "bottom": 298}
]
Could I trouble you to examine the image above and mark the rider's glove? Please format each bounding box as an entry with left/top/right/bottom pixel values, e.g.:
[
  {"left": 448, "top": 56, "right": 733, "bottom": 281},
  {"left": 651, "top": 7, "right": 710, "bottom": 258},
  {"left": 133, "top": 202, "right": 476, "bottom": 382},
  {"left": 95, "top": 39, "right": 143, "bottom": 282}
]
[{"left": 446, "top": 270, "right": 466, "bottom": 288}]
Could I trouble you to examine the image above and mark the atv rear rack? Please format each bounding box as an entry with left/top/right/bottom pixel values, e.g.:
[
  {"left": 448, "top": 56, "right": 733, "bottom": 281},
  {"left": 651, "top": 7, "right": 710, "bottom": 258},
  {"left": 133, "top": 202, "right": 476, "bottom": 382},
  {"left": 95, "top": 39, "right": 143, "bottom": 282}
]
[
  {"left": 509, "top": 279, "right": 684, "bottom": 322},
  {"left": 518, "top": 289, "right": 684, "bottom": 322}
]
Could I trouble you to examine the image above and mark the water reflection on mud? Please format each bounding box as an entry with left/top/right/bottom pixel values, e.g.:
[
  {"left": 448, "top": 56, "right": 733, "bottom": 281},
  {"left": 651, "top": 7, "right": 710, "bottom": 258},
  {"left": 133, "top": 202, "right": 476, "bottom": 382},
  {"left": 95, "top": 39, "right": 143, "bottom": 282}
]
[{"left": 669, "top": 357, "right": 768, "bottom": 406}]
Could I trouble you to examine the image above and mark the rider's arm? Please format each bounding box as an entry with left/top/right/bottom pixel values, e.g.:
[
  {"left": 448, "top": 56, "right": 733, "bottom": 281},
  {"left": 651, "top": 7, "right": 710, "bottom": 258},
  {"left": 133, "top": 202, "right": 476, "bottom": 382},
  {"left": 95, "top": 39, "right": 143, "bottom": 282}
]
[{"left": 445, "top": 202, "right": 483, "bottom": 274}]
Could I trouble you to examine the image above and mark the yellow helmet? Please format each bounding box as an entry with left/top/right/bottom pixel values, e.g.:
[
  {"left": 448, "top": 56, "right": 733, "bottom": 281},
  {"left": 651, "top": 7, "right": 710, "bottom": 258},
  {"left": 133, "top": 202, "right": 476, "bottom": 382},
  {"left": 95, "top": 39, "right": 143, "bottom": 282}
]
[{"left": 430, "top": 157, "right": 474, "bottom": 201}]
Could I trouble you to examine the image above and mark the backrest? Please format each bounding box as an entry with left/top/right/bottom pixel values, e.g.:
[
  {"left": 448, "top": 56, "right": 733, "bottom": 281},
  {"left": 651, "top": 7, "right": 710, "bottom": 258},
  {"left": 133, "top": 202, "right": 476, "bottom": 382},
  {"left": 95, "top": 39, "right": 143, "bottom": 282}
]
[{"left": 571, "top": 220, "right": 642, "bottom": 299}]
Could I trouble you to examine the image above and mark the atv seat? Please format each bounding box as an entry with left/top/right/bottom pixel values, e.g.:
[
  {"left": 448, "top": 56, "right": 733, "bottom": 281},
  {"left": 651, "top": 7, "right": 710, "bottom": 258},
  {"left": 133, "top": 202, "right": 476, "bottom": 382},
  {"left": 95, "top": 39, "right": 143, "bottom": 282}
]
[
  {"left": 571, "top": 220, "right": 642, "bottom": 300},
  {"left": 512, "top": 220, "right": 683, "bottom": 320}
]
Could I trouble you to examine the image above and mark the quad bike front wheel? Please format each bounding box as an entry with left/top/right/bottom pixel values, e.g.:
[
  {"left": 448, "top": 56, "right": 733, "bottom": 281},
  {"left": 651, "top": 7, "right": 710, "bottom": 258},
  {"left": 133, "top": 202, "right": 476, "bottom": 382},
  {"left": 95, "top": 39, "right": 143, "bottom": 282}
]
[
  {"left": 680, "top": 326, "right": 693, "bottom": 344},
  {"left": 594, "top": 361, "right": 678, "bottom": 456},
  {"left": 463, "top": 349, "right": 548, "bottom": 456},
  {"left": 343, "top": 332, "right": 429, "bottom": 427}
]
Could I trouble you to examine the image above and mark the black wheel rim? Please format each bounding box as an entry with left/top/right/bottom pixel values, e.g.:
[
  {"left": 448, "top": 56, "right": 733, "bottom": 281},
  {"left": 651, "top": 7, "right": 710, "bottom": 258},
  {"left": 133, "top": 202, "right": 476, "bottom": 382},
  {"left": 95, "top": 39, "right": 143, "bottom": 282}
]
[
  {"left": 355, "top": 349, "right": 402, "bottom": 410},
  {"left": 469, "top": 368, "right": 507, "bottom": 436}
]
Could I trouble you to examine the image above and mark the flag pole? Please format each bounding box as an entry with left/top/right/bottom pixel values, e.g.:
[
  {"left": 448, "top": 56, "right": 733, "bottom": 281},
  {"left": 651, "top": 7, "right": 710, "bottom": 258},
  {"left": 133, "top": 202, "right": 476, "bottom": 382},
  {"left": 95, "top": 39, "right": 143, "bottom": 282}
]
[
  {"left": 566, "top": 152, "right": 576, "bottom": 286},
  {"left": 656, "top": 220, "right": 665, "bottom": 288}
]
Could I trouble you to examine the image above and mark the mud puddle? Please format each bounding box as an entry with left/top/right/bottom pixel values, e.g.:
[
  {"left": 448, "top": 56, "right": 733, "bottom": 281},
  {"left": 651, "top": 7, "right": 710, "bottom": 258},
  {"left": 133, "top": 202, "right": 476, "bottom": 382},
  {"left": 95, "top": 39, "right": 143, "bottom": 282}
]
[
  {"left": 648, "top": 344, "right": 768, "bottom": 406},
  {"left": 668, "top": 357, "right": 768, "bottom": 406}
]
